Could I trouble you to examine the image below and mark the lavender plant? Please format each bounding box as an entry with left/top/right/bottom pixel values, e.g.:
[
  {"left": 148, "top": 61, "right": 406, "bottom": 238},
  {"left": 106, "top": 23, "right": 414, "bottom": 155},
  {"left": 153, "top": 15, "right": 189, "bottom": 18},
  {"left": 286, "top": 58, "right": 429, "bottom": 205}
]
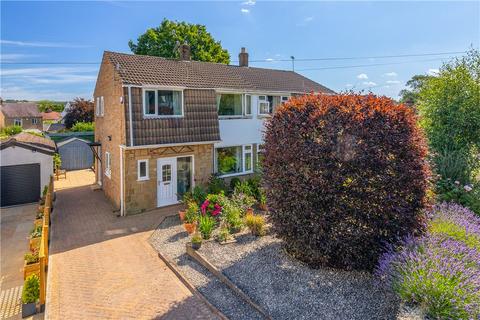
[{"left": 376, "top": 203, "right": 480, "bottom": 319}]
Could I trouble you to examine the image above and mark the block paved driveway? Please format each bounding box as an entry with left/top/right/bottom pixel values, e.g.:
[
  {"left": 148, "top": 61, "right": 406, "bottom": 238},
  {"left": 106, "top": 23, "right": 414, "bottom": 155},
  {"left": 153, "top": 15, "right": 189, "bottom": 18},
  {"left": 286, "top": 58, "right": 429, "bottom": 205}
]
[{"left": 46, "top": 171, "right": 219, "bottom": 319}]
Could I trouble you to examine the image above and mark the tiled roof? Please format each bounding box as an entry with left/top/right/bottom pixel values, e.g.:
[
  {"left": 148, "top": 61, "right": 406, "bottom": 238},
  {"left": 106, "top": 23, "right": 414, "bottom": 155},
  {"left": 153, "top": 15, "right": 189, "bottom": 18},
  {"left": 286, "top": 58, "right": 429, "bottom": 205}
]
[
  {"left": 0, "top": 132, "right": 56, "bottom": 154},
  {"left": 41, "top": 111, "right": 62, "bottom": 121},
  {"left": 0, "top": 103, "right": 41, "bottom": 118},
  {"left": 105, "top": 51, "right": 334, "bottom": 94}
]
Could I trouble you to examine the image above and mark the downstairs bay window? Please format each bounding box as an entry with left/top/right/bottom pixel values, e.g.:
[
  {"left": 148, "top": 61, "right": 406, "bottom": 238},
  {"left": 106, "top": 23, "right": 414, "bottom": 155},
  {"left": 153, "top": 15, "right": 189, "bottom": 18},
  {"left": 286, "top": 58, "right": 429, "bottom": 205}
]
[{"left": 215, "top": 145, "right": 253, "bottom": 176}]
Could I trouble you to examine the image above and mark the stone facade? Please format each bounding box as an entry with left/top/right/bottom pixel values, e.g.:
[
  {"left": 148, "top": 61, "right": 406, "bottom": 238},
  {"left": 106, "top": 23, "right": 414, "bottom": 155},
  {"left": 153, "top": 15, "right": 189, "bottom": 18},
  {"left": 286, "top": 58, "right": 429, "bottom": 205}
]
[
  {"left": 123, "top": 144, "right": 214, "bottom": 215},
  {"left": 1, "top": 115, "right": 43, "bottom": 130},
  {"left": 93, "top": 56, "right": 127, "bottom": 210}
]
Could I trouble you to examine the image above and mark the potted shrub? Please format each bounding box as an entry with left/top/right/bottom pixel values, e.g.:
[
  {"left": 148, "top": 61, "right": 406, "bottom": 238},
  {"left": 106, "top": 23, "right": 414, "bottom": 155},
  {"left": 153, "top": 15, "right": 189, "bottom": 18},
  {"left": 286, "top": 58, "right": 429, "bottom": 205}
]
[
  {"left": 258, "top": 193, "right": 268, "bottom": 211},
  {"left": 198, "top": 215, "right": 216, "bottom": 240},
  {"left": 23, "top": 251, "right": 40, "bottom": 280},
  {"left": 245, "top": 214, "right": 266, "bottom": 236},
  {"left": 183, "top": 202, "right": 198, "bottom": 234},
  {"left": 29, "top": 226, "right": 42, "bottom": 251},
  {"left": 21, "top": 275, "right": 39, "bottom": 318},
  {"left": 191, "top": 233, "right": 203, "bottom": 250}
]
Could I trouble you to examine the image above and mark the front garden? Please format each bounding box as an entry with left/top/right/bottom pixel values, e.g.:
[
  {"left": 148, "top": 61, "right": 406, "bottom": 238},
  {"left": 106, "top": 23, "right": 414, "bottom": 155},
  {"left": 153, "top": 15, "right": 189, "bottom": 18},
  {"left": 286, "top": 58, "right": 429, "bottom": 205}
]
[{"left": 151, "top": 50, "right": 480, "bottom": 320}]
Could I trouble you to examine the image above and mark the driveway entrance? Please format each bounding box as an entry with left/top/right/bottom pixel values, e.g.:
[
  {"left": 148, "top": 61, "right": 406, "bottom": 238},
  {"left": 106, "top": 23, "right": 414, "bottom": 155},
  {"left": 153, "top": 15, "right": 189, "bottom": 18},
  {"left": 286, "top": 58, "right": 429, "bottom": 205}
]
[{"left": 46, "top": 176, "right": 219, "bottom": 319}]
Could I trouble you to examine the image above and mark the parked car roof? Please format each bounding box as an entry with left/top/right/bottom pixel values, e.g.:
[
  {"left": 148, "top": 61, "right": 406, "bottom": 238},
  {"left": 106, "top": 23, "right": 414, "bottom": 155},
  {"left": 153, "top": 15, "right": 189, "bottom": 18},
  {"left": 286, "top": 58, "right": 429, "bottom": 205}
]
[
  {"left": 104, "top": 51, "right": 334, "bottom": 94},
  {"left": 0, "top": 102, "right": 41, "bottom": 118}
]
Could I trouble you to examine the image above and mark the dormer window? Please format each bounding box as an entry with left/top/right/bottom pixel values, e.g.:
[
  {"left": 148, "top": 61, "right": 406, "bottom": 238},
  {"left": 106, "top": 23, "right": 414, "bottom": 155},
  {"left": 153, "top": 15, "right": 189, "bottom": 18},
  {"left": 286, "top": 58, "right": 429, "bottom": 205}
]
[{"left": 143, "top": 89, "right": 183, "bottom": 117}]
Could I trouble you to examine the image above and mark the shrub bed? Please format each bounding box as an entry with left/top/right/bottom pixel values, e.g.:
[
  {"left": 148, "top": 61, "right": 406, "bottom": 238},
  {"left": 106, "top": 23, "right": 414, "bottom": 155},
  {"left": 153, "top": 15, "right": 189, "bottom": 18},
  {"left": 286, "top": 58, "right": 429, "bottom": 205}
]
[
  {"left": 376, "top": 203, "right": 480, "bottom": 319},
  {"left": 263, "top": 93, "right": 431, "bottom": 271}
]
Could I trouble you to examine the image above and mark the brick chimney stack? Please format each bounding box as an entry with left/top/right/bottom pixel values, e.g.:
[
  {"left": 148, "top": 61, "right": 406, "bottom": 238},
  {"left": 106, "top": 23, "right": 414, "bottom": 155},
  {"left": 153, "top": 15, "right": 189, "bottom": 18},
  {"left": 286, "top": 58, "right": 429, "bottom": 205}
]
[
  {"left": 179, "top": 43, "right": 191, "bottom": 61},
  {"left": 239, "top": 47, "right": 249, "bottom": 67}
]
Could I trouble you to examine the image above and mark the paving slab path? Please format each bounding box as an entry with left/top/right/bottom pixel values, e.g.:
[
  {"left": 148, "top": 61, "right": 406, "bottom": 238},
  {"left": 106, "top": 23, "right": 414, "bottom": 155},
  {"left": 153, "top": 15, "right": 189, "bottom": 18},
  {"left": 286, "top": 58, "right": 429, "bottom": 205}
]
[{"left": 46, "top": 171, "right": 219, "bottom": 319}]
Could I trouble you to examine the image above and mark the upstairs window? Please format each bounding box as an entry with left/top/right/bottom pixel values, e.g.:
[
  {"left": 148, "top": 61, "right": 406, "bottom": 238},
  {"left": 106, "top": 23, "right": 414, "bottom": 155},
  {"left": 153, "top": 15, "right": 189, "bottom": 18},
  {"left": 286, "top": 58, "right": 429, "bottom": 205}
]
[
  {"left": 258, "top": 96, "right": 270, "bottom": 115},
  {"left": 216, "top": 93, "right": 243, "bottom": 116},
  {"left": 244, "top": 95, "right": 252, "bottom": 116},
  {"left": 143, "top": 89, "right": 183, "bottom": 117}
]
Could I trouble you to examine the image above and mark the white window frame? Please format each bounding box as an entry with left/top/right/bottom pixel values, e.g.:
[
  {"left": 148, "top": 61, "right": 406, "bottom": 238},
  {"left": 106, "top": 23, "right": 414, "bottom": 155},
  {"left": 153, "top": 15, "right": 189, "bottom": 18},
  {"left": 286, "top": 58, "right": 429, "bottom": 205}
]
[
  {"left": 105, "top": 151, "right": 111, "bottom": 178},
  {"left": 137, "top": 159, "right": 149, "bottom": 181},
  {"left": 14, "top": 118, "right": 22, "bottom": 126},
  {"left": 258, "top": 95, "right": 270, "bottom": 116},
  {"left": 100, "top": 96, "right": 105, "bottom": 116},
  {"left": 244, "top": 94, "right": 252, "bottom": 116},
  {"left": 214, "top": 144, "right": 253, "bottom": 178},
  {"left": 216, "top": 92, "right": 245, "bottom": 118},
  {"left": 142, "top": 88, "right": 184, "bottom": 118},
  {"left": 32, "top": 118, "right": 39, "bottom": 125},
  {"left": 281, "top": 96, "right": 289, "bottom": 104}
]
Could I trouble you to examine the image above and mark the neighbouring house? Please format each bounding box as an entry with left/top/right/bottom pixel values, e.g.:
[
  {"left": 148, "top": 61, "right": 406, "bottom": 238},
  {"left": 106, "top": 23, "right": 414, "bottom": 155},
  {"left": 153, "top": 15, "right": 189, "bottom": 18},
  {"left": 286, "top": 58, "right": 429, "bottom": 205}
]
[
  {"left": 41, "top": 110, "right": 62, "bottom": 122},
  {"left": 0, "top": 102, "right": 43, "bottom": 130},
  {"left": 93, "top": 47, "right": 333, "bottom": 215},
  {"left": 0, "top": 132, "right": 56, "bottom": 207}
]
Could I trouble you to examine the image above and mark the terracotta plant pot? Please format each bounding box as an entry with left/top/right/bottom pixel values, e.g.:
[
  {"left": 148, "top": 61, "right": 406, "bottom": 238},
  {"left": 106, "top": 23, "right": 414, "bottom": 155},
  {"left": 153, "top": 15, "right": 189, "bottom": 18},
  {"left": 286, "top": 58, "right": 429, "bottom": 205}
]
[
  {"left": 178, "top": 210, "right": 186, "bottom": 222},
  {"left": 184, "top": 223, "right": 196, "bottom": 234}
]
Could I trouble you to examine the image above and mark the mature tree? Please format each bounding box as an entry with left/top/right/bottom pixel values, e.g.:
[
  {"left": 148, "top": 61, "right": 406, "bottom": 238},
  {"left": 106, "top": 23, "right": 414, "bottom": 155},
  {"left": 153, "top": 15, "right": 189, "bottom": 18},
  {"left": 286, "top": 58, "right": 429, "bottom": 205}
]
[
  {"left": 417, "top": 49, "right": 480, "bottom": 182},
  {"left": 63, "top": 98, "right": 94, "bottom": 129},
  {"left": 129, "top": 19, "right": 230, "bottom": 64},
  {"left": 399, "top": 75, "right": 433, "bottom": 107},
  {"left": 37, "top": 100, "right": 65, "bottom": 112}
]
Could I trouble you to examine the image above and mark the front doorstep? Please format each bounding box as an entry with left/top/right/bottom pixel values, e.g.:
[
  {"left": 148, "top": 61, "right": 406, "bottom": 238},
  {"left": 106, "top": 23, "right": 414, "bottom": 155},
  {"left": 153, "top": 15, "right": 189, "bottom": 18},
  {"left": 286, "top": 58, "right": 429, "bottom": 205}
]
[{"left": 21, "top": 302, "right": 37, "bottom": 318}]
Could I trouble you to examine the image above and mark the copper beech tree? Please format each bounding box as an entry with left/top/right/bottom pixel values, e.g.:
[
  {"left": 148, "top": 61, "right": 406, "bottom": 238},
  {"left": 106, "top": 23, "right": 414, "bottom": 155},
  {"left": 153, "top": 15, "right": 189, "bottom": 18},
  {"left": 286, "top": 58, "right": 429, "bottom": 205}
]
[{"left": 262, "top": 93, "right": 431, "bottom": 271}]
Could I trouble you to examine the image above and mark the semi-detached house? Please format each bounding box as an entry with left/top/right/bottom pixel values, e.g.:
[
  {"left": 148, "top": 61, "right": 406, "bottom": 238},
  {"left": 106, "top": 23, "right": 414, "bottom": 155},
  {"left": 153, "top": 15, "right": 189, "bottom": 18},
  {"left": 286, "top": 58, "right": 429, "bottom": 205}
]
[{"left": 93, "top": 46, "right": 333, "bottom": 215}]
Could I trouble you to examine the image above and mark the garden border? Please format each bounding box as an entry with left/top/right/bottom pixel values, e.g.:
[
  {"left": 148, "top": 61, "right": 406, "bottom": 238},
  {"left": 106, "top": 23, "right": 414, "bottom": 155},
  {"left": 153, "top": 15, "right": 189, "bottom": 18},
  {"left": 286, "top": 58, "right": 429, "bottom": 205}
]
[
  {"left": 186, "top": 243, "right": 271, "bottom": 320},
  {"left": 149, "top": 216, "right": 229, "bottom": 320}
]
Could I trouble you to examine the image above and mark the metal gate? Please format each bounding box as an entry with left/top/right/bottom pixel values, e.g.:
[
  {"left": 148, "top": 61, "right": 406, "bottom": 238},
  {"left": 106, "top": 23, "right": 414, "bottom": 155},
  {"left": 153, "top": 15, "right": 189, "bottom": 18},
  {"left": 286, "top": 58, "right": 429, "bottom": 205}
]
[
  {"left": 1, "top": 163, "right": 40, "bottom": 207},
  {"left": 57, "top": 138, "right": 93, "bottom": 171}
]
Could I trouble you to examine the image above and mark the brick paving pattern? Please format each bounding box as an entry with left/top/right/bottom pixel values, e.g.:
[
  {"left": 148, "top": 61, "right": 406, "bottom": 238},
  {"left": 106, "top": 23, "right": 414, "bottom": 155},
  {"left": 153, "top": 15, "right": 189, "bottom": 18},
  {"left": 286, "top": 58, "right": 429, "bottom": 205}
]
[{"left": 46, "top": 171, "right": 219, "bottom": 319}]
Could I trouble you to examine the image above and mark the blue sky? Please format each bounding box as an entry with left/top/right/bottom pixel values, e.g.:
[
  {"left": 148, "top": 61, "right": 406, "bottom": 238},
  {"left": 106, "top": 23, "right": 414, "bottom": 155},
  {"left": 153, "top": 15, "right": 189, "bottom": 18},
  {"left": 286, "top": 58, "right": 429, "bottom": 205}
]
[{"left": 1, "top": 1, "right": 478, "bottom": 101}]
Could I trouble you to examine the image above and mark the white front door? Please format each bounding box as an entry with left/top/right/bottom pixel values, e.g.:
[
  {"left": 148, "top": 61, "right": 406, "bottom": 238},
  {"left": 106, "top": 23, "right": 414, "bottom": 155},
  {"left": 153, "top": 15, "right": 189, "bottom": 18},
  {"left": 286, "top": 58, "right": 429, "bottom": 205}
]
[{"left": 157, "top": 158, "right": 177, "bottom": 207}]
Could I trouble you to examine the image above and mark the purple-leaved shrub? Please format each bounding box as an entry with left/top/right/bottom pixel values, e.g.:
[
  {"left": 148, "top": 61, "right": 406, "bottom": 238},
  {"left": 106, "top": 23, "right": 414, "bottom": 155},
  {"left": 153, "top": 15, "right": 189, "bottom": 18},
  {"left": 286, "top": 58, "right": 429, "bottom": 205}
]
[{"left": 376, "top": 203, "right": 480, "bottom": 319}]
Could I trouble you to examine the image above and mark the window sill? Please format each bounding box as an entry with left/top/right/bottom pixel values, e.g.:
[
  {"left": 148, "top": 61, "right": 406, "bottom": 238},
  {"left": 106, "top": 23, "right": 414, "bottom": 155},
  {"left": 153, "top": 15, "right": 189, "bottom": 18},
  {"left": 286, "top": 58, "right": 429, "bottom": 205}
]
[
  {"left": 143, "top": 115, "right": 184, "bottom": 119},
  {"left": 137, "top": 177, "right": 150, "bottom": 182},
  {"left": 219, "top": 116, "right": 253, "bottom": 120},
  {"left": 216, "top": 171, "right": 254, "bottom": 178},
  {"left": 257, "top": 114, "right": 271, "bottom": 119}
]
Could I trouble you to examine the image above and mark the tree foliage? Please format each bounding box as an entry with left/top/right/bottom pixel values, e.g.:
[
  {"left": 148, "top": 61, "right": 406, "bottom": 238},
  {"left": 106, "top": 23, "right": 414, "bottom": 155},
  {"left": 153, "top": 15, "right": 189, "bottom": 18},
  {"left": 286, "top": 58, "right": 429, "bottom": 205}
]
[
  {"left": 417, "top": 49, "right": 480, "bottom": 177},
  {"left": 129, "top": 19, "right": 230, "bottom": 64},
  {"left": 262, "top": 93, "right": 431, "bottom": 271},
  {"left": 63, "top": 98, "right": 94, "bottom": 129},
  {"left": 399, "top": 75, "right": 433, "bottom": 107},
  {"left": 71, "top": 122, "right": 94, "bottom": 132},
  {"left": 37, "top": 100, "right": 65, "bottom": 112}
]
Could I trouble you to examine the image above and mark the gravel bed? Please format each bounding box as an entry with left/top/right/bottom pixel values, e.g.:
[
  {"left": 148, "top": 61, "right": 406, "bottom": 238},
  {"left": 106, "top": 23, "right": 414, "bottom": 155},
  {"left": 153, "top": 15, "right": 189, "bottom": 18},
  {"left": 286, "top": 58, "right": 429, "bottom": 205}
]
[
  {"left": 198, "top": 233, "right": 401, "bottom": 320},
  {"left": 149, "top": 216, "right": 265, "bottom": 320}
]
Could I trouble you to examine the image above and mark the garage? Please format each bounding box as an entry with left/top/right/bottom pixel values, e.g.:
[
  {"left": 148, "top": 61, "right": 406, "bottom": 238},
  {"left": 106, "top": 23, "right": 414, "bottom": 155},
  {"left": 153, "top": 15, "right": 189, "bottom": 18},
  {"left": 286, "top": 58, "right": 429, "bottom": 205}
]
[
  {"left": 1, "top": 163, "right": 40, "bottom": 206},
  {"left": 0, "top": 132, "right": 55, "bottom": 207},
  {"left": 57, "top": 137, "right": 93, "bottom": 170}
]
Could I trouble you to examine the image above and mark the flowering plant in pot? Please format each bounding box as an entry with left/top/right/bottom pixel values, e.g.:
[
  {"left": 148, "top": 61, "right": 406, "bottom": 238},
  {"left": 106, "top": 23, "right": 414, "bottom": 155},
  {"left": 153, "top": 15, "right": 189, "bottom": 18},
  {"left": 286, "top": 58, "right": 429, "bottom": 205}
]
[
  {"left": 200, "top": 193, "right": 224, "bottom": 218},
  {"left": 191, "top": 233, "right": 203, "bottom": 250},
  {"left": 183, "top": 202, "right": 198, "bottom": 234}
]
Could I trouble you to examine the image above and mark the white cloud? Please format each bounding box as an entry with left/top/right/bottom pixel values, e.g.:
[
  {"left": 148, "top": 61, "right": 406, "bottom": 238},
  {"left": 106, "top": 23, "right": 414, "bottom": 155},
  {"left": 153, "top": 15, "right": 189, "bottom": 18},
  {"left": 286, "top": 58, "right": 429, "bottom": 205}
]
[
  {"left": 240, "top": 8, "right": 250, "bottom": 13},
  {"left": 0, "top": 53, "right": 39, "bottom": 62},
  {"left": 241, "top": 0, "right": 256, "bottom": 5},
  {"left": 345, "top": 84, "right": 353, "bottom": 87},
  {"left": 304, "top": 16, "right": 314, "bottom": 22},
  {"left": 384, "top": 72, "right": 398, "bottom": 77},
  {"left": 265, "top": 58, "right": 274, "bottom": 62},
  {"left": 357, "top": 73, "right": 368, "bottom": 79},
  {"left": 428, "top": 68, "right": 439, "bottom": 76},
  {"left": 0, "top": 39, "right": 90, "bottom": 48},
  {"left": 1, "top": 66, "right": 97, "bottom": 77},
  {"left": 362, "top": 81, "right": 377, "bottom": 87},
  {"left": 386, "top": 80, "right": 401, "bottom": 84}
]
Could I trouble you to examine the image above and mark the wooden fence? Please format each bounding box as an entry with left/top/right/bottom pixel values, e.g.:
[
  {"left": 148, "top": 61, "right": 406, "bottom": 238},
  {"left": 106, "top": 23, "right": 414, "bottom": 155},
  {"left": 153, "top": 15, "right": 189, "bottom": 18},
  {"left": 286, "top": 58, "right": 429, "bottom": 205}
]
[{"left": 24, "top": 175, "right": 54, "bottom": 308}]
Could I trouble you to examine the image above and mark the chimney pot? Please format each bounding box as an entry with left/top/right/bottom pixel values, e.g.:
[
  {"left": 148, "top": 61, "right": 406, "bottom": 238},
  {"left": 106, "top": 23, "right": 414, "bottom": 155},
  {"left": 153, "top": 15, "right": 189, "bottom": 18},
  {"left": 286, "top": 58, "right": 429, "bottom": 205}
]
[
  {"left": 239, "top": 47, "right": 249, "bottom": 67},
  {"left": 178, "top": 43, "right": 191, "bottom": 61}
]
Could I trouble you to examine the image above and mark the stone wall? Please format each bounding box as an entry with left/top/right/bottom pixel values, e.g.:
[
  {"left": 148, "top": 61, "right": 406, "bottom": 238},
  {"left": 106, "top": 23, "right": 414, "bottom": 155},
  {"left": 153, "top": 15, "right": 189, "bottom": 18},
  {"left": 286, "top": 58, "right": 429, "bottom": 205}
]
[{"left": 123, "top": 143, "right": 214, "bottom": 215}]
